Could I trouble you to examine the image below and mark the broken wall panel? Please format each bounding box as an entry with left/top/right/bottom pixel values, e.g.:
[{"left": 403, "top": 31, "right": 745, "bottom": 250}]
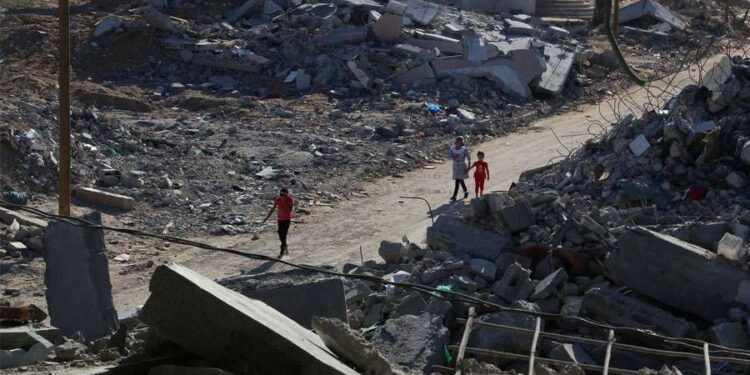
[
  {"left": 606, "top": 227, "right": 750, "bottom": 321},
  {"left": 140, "top": 264, "right": 359, "bottom": 375}
]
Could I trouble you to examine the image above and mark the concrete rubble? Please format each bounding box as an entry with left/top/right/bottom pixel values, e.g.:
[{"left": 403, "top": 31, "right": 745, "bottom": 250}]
[{"left": 190, "top": 55, "right": 750, "bottom": 374}]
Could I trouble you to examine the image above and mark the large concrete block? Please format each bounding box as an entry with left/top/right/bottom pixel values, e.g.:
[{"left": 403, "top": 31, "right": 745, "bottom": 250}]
[
  {"left": 426, "top": 215, "right": 510, "bottom": 261},
  {"left": 0, "top": 331, "right": 54, "bottom": 369},
  {"left": 140, "top": 264, "right": 358, "bottom": 375},
  {"left": 607, "top": 227, "right": 750, "bottom": 320},
  {"left": 535, "top": 44, "right": 575, "bottom": 95},
  {"left": 75, "top": 187, "right": 135, "bottom": 211},
  {"left": 43, "top": 212, "right": 118, "bottom": 340},
  {"left": 242, "top": 278, "right": 348, "bottom": 329},
  {"left": 582, "top": 287, "right": 696, "bottom": 338}
]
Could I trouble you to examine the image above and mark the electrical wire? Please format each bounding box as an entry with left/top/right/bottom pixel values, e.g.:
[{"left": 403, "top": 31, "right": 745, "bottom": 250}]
[{"left": 2, "top": 199, "right": 750, "bottom": 360}]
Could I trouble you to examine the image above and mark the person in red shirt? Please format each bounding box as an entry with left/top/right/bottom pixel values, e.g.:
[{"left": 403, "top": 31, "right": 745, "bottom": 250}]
[
  {"left": 467, "top": 151, "right": 490, "bottom": 197},
  {"left": 263, "top": 187, "right": 294, "bottom": 258}
]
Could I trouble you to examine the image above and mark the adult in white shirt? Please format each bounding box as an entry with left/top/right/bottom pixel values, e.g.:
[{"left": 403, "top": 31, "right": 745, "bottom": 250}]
[{"left": 449, "top": 136, "right": 471, "bottom": 201}]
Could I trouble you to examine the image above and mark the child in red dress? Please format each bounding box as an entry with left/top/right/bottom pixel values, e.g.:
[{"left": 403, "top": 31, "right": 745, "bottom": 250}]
[{"left": 468, "top": 151, "right": 489, "bottom": 197}]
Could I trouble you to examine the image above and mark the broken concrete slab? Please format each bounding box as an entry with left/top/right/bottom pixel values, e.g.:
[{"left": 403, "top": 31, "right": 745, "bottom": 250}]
[
  {"left": 43, "top": 212, "right": 118, "bottom": 341},
  {"left": 582, "top": 287, "right": 696, "bottom": 337},
  {"left": 241, "top": 278, "right": 348, "bottom": 329},
  {"left": 347, "top": 60, "right": 373, "bottom": 91},
  {"left": 374, "top": 13, "right": 403, "bottom": 42},
  {"left": 406, "top": 32, "right": 463, "bottom": 54},
  {"left": 379, "top": 240, "right": 404, "bottom": 263},
  {"left": 93, "top": 15, "right": 123, "bottom": 38},
  {"left": 317, "top": 27, "right": 368, "bottom": 47},
  {"left": 141, "top": 5, "right": 185, "bottom": 33},
  {"left": 462, "top": 32, "right": 489, "bottom": 63},
  {"left": 394, "top": 62, "right": 436, "bottom": 86},
  {"left": 386, "top": 0, "right": 408, "bottom": 14},
  {"left": 509, "top": 48, "right": 546, "bottom": 84},
  {"left": 607, "top": 227, "right": 750, "bottom": 320},
  {"left": 535, "top": 44, "right": 575, "bottom": 95},
  {"left": 393, "top": 43, "right": 422, "bottom": 56},
  {"left": 0, "top": 326, "right": 59, "bottom": 350},
  {"left": 426, "top": 214, "right": 511, "bottom": 261},
  {"left": 141, "top": 264, "right": 359, "bottom": 374},
  {"left": 0, "top": 330, "right": 54, "bottom": 369},
  {"left": 0, "top": 206, "right": 48, "bottom": 228},
  {"left": 225, "top": 0, "right": 262, "bottom": 22},
  {"left": 312, "top": 317, "right": 405, "bottom": 375},
  {"left": 618, "top": 0, "right": 687, "bottom": 31},
  {"left": 371, "top": 313, "right": 449, "bottom": 373},
  {"left": 401, "top": 0, "right": 440, "bottom": 25},
  {"left": 335, "top": 0, "right": 385, "bottom": 11},
  {"left": 75, "top": 187, "right": 135, "bottom": 211},
  {"left": 431, "top": 56, "right": 533, "bottom": 99},
  {"left": 504, "top": 19, "right": 535, "bottom": 35}
]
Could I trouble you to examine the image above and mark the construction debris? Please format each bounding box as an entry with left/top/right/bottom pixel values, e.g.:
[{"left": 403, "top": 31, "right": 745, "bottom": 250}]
[{"left": 618, "top": 0, "right": 688, "bottom": 31}]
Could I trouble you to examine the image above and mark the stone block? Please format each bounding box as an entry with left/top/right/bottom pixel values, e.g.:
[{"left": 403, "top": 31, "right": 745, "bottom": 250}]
[
  {"left": 43, "top": 212, "right": 118, "bottom": 340},
  {"left": 582, "top": 287, "right": 695, "bottom": 338},
  {"left": 372, "top": 313, "right": 449, "bottom": 373},
  {"left": 378, "top": 240, "right": 404, "bottom": 264},
  {"left": 392, "top": 291, "right": 427, "bottom": 318},
  {"left": 718, "top": 233, "right": 743, "bottom": 261},
  {"left": 469, "top": 308, "right": 538, "bottom": 360},
  {"left": 607, "top": 227, "right": 750, "bottom": 320},
  {"left": 312, "top": 317, "right": 399, "bottom": 375},
  {"left": 0, "top": 331, "right": 54, "bottom": 369},
  {"left": 469, "top": 258, "right": 497, "bottom": 281},
  {"left": 492, "top": 262, "right": 536, "bottom": 302},
  {"left": 75, "top": 187, "right": 135, "bottom": 211},
  {"left": 426, "top": 215, "right": 510, "bottom": 261},
  {"left": 530, "top": 268, "right": 566, "bottom": 301},
  {"left": 140, "top": 264, "right": 358, "bottom": 374}
]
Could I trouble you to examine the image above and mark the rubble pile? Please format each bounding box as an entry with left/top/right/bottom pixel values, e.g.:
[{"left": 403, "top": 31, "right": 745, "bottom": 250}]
[
  {"left": 90, "top": 0, "right": 590, "bottom": 101},
  {"left": 220, "top": 55, "right": 750, "bottom": 374}
]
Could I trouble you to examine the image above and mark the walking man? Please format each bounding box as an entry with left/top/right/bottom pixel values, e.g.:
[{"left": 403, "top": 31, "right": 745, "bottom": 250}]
[{"left": 263, "top": 187, "right": 294, "bottom": 258}]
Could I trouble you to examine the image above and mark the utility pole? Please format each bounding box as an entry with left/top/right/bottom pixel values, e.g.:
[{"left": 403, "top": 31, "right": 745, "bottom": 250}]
[{"left": 58, "top": 0, "right": 71, "bottom": 216}]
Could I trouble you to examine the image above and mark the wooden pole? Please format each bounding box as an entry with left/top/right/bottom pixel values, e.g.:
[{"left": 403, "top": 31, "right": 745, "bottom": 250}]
[
  {"left": 58, "top": 0, "right": 72, "bottom": 216},
  {"left": 527, "top": 317, "right": 542, "bottom": 375},
  {"left": 455, "top": 307, "right": 476, "bottom": 375},
  {"left": 603, "top": 329, "right": 615, "bottom": 375},
  {"left": 704, "top": 343, "right": 712, "bottom": 375},
  {"left": 613, "top": 0, "right": 620, "bottom": 34}
]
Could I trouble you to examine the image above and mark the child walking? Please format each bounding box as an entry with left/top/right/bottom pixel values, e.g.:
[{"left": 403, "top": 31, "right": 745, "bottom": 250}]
[
  {"left": 263, "top": 188, "right": 294, "bottom": 258},
  {"left": 468, "top": 151, "right": 490, "bottom": 197}
]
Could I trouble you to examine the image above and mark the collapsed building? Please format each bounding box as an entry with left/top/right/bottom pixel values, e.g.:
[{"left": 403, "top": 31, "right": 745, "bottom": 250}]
[{"left": 3, "top": 54, "right": 750, "bottom": 374}]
